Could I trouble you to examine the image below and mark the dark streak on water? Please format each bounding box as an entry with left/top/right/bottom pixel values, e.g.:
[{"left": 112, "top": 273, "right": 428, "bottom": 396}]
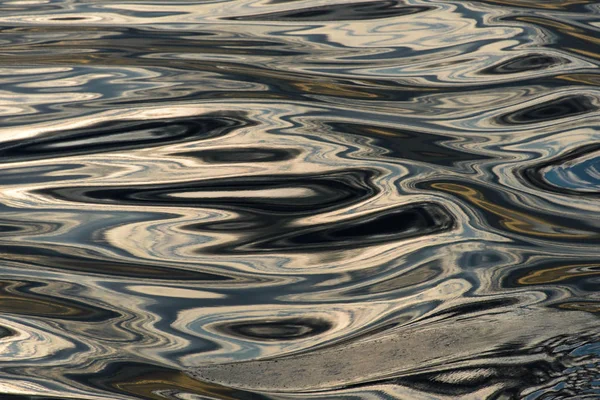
[{"left": 0, "top": 0, "right": 600, "bottom": 399}]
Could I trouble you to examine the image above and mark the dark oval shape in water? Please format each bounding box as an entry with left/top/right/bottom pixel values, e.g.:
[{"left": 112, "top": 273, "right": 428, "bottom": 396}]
[
  {"left": 228, "top": 1, "right": 432, "bottom": 21},
  {"left": 498, "top": 95, "right": 597, "bottom": 125},
  {"left": 481, "top": 53, "right": 570, "bottom": 74},
  {"left": 177, "top": 147, "right": 300, "bottom": 163},
  {"left": 37, "top": 169, "right": 378, "bottom": 214},
  {"left": 218, "top": 318, "right": 332, "bottom": 341},
  {"left": 246, "top": 202, "right": 454, "bottom": 252},
  {"left": 0, "top": 116, "right": 249, "bottom": 163}
]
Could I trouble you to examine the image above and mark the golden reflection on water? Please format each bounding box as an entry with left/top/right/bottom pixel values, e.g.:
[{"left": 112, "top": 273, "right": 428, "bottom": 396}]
[
  {"left": 431, "top": 182, "right": 596, "bottom": 239},
  {"left": 518, "top": 263, "right": 600, "bottom": 284}
]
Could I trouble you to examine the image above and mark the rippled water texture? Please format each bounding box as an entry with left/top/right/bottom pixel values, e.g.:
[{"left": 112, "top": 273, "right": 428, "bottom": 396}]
[{"left": 1, "top": 0, "right": 600, "bottom": 399}]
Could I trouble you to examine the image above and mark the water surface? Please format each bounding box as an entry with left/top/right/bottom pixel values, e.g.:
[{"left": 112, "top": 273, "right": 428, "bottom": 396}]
[{"left": 1, "top": 0, "right": 600, "bottom": 399}]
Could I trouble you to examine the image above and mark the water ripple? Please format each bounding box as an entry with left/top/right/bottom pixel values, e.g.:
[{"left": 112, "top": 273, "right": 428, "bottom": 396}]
[{"left": 0, "top": 0, "right": 600, "bottom": 399}]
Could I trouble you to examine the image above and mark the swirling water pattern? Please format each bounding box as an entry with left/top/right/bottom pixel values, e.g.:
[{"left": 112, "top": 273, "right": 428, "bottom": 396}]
[{"left": 0, "top": 0, "right": 600, "bottom": 399}]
